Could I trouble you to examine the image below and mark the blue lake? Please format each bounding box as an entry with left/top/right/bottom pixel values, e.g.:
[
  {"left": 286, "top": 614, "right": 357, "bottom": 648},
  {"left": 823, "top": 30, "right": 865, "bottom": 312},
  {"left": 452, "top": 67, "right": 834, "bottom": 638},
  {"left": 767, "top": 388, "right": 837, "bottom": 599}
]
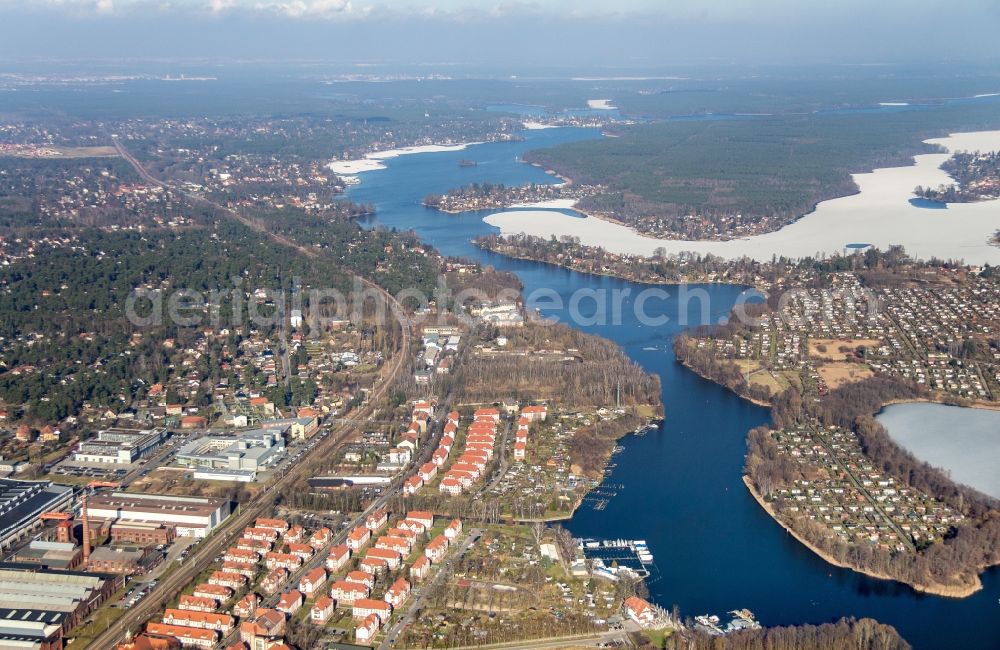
[
  {"left": 878, "top": 402, "right": 1000, "bottom": 500},
  {"left": 345, "top": 127, "right": 1000, "bottom": 649}
]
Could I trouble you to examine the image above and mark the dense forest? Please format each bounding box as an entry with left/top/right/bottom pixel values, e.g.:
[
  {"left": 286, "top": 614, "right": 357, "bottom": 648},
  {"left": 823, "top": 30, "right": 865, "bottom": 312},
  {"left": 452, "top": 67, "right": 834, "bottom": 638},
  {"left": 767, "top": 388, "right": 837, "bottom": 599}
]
[
  {"left": 0, "top": 157, "right": 439, "bottom": 425},
  {"left": 667, "top": 617, "right": 909, "bottom": 650},
  {"left": 526, "top": 103, "right": 1000, "bottom": 239}
]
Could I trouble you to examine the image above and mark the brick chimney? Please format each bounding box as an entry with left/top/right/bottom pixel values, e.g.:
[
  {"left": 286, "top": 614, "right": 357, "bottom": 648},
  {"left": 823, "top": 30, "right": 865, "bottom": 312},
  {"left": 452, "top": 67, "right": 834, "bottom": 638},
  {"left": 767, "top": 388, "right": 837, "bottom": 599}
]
[{"left": 81, "top": 493, "right": 91, "bottom": 566}]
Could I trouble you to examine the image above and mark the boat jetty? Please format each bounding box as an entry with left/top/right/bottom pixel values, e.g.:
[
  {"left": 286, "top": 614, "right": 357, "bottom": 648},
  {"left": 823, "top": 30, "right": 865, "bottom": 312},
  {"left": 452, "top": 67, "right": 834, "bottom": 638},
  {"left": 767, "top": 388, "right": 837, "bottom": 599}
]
[
  {"left": 694, "top": 609, "right": 762, "bottom": 635},
  {"left": 576, "top": 538, "right": 655, "bottom": 580}
]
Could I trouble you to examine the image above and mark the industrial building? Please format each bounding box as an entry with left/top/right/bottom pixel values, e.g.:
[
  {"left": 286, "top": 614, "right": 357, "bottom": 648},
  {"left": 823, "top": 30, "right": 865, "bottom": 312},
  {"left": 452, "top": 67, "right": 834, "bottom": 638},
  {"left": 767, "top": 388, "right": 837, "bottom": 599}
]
[
  {"left": 0, "top": 563, "right": 121, "bottom": 649},
  {"left": 13, "top": 541, "right": 83, "bottom": 571},
  {"left": 174, "top": 428, "right": 286, "bottom": 481},
  {"left": 85, "top": 492, "right": 231, "bottom": 539},
  {"left": 71, "top": 428, "right": 169, "bottom": 465},
  {"left": 0, "top": 479, "right": 74, "bottom": 553}
]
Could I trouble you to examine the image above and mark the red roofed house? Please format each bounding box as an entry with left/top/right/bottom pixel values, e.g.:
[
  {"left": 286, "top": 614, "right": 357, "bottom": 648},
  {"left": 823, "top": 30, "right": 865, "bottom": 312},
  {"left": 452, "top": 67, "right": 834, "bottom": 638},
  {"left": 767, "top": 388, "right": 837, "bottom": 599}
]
[
  {"left": 439, "top": 476, "right": 464, "bottom": 495},
  {"left": 513, "top": 441, "right": 526, "bottom": 461},
  {"left": 287, "top": 542, "right": 315, "bottom": 560},
  {"left": 162, "top": 609, "right": 235, "bottom": 634},
  {"left": 330, "top": 580, "right": 369, "bottom": 605},
  {"left": 473, "top": 407, "right": 500, "bottom": 421},
  {"left": 347, "top": 525, "right": 371, "bottom": 550},
  {"left": 222, "top": 560, "right": 257, "bottom": 579},
  {"left": 387, "top": 527, "right": 416, "bottom": 542},
  {"left": 450, "top": 462, "right": 482, "bottom": 479},
  {"left": 310, "top": 596, "right": 335, "bottom": 624},
  {"left": 355, "top": 613, "right": 380, "bottom": 644},
  {"left": 359, "top": 556, "right": 389, "bottom": 575},
  {"left": 260, "top": 568, "right": 288, "bottom": 595},
  {"left": 397, "top": 519, "right": 426, "bottom": 535},
  {"left": 299, "top": 567, "right": 327, "bottom": 597},
  {"left": 365, "top": 547, "right": 401, "bottom": 570},
  {"left": 275, "top": 589, "right": 303, "bottom": 616},
  {"left": 236, "top": 537, "right": 273, "bottom": 553},
  {"left": 345, "top": 570, "right": 374, "bottom": 590},
  {"left": 285, "top": 525, "right": 305, "bottom": 544},
  {"left": 208, "top": 571, "right": 247, "bottom": 591},
  {"left": 193, "top": 583, "right": 232, "bottom": 603},
  {"left": 178, "top": 595, "right": 218, "bottom": 613},
  {"left": 624, "top": 596, "right": 656, "bottom": 626},
  {"left": 406, "top": 511, "right": 434, "bottom": 529},
  {"left": 418, "top": 462, "right": 438, "bottom": 482},
  {"left": 438, "top": 473, "right": 472, "bottom": 496},
  {"left": 365, "top": 507, "right": 388, "bottom": 531},
  {"left": 410, "top": 555, "right": 431, "bottom": 581},
  {"left": 412, "top": 401, "right": 434, "bottom": 417},
  {"left": 384, "top": 577, "right": 410, "bottom": 608},
  {"left": 444, "top": 519, "right": 463, "bottom": 540},
  {"left": 352, "top": 598, "right": 392, "bottom": 622},
  {"left": 232, "top": 593, "right": 258, "bottom": 618},
  {"left": 432, "top": 447, "right": 450, "bottom": 467},
  {"left": 374, "top": 536, "right": 411, "bottom": 555},
  {"left": 264, "top": 552, "right": 302, "bottom": 572},
  {"left": 521, "top": 405, "right": 547, "bottom": 421},
  {"left": 424, "top": 534, "right": 449, "bottom": 563},
  {"left": 145, "top": 622, "right": 216, "bottom": 648},
  {"left": 309, "top": 527, "right": 332, "bottom": 549},
  {"left": 243, "top": 527, "right": 280, "bottom": 543},
  {"left": 224, "top": 548, "right": 261, "bottom": 564},
  {"left": 403, "top": 475, "right": 423, "bottom": 495},
  {"left": 325, "top": 544, "right": 350, "bottom": 572}
]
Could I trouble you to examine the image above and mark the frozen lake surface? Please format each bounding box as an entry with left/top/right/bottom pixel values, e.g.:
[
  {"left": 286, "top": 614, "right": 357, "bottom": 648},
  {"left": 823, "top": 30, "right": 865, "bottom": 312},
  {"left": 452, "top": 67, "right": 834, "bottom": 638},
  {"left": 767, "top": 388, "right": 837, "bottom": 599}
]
[
  {"left": 877, "top": 402, "right": 1000, "bottom": 500},
  {"left": 485, "top": 130, "right": 1000, "bottom": 264}
]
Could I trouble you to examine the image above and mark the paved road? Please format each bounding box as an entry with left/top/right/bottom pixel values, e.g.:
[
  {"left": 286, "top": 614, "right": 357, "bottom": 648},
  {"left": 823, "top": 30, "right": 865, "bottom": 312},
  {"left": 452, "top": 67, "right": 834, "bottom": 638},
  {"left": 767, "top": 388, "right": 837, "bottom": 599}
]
[
  {"left": 83, "top": 140, "right": 414, "bottom": 650},
  {"left": 484, "top": 421, "right": 513, "bottom": 493},
  {"left": 378, "top": 528, "right": 483, "bottom": 649}
]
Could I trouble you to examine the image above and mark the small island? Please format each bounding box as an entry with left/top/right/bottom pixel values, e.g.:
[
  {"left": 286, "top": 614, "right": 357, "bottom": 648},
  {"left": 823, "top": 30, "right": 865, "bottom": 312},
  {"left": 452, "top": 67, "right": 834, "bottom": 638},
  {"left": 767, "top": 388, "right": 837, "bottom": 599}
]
[
  {"left": 423, "top": 181, "right": 601, "bottom": 213},
  {"left": 915, "top": 150, "right": 1000, "bottom": 203}
]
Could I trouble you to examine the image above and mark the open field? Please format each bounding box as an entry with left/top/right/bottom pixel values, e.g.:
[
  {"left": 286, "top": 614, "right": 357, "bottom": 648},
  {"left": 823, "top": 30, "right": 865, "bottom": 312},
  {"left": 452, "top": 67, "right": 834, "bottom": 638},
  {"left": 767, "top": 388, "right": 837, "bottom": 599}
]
[
  {"left": 817, "top": 361, "right": 875, "bottom": 389},
  {"left": 0, "top": 145, "right": 118, "bottom": 158},
  {"left": 733, "top": 359, "right": 798, "bottom": 394},
  {"left": 808, "top": 338, "right": 881, "bottom": 361}
]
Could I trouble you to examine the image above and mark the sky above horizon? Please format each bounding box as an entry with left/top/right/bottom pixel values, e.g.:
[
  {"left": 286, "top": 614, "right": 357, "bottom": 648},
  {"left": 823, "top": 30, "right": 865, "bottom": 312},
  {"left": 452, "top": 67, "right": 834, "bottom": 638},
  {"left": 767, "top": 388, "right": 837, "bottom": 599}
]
[{"left": 3, "top": 0, "right": 1000, "bottom": 67}]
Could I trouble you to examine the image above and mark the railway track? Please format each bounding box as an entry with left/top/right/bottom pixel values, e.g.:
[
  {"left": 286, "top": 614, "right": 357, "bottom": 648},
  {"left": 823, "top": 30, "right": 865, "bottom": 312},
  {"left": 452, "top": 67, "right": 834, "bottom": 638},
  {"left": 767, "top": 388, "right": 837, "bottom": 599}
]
[{"left": 84, "top": 140, "right": 413, "bottom": 650}]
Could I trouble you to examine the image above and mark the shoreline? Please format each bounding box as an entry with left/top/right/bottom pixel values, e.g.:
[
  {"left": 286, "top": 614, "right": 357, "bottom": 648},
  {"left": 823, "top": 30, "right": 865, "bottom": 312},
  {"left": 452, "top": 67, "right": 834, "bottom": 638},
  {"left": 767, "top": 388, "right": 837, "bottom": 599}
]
[
  {"left": 742, "top": 476, "right": 984, "bottom": 599},
  {"left": 328, "top": 141, "right": 483, "bottom": 176},
  {"left": 425, "top": 197, "right": 580, "bottom": 214},
  {"left": 674, "top": 356, "right": 774, "bottom": 407},
  {"left": 672, "top": 343, "right": 999, "bottom": 598},
  {"left": 509, "top": 414, "right": 662, "bottom": 524},
  {"left": 485, "top": 129, "right": 1000, "bottom": 265},
  {"left": 473, "top": 240, "right": 759, "bottom": 289}
]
